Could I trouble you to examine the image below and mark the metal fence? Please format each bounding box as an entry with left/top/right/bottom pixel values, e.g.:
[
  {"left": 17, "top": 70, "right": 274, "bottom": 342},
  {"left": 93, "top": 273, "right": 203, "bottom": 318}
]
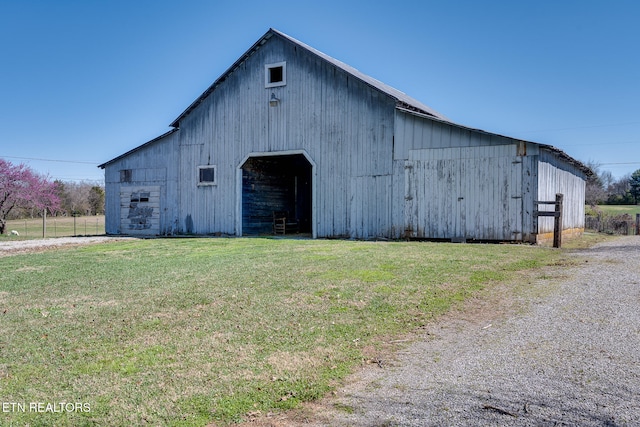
[
  {"left": 6, "top": 215, "right": 105, "bottom": 238},
  {"left": 585, "top": 214, "right": 639, "bottom": 236}
]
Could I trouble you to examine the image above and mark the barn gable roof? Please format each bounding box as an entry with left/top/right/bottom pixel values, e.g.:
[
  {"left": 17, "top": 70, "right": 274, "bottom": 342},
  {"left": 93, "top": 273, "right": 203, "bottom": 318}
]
[
  {"left": 169, "top": 28, "right": 450, "bottom": 128},
  {"left": 100, "top": 28, "right": 592, "bottom": 178}
]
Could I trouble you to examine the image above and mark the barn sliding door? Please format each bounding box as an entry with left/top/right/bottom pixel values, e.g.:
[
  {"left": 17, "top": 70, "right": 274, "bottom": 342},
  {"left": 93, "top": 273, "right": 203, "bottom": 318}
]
[
  {"left": 119, "top": 186, "right": 160, "bottom": 235},
  {"left": 404, "top": 146, "right": 523, "bottom": 241},
  {"left": 404, "top": 157, "right": 464, "bottom": 240}
]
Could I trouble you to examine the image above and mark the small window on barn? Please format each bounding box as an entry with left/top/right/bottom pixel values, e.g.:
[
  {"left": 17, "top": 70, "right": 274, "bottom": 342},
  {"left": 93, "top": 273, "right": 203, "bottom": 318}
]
[
  {"left": 198, "top": 165, "right": 217, "bottom": 186},
  {"left": 120, "top": 169, "right": 132, "bottom": 183},
  {"left": 265, "top": 62, "right": 286, "bottom": 88},
  {"left": 131, "top": 191, "right": 150, "bottom": 203}
]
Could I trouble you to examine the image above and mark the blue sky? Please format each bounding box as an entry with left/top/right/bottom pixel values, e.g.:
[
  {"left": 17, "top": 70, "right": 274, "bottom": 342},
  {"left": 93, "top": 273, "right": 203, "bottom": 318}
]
[{"left": 1, "top": 0, "right": 639, "bottom": 183}]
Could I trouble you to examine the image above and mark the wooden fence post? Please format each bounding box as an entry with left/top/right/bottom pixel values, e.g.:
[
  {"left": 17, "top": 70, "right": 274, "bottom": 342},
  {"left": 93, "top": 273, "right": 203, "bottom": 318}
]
[
  {"left": 533, "top": 193, "right": 564, "bottom": 247},
  {"left": 553, "top": 194, "right": 563, "bottom": 248},
  {"left": 636, "top": 214, "right": 639, "bottom": 236},
  {"left": 42, "top": 209, "right": 46, "bottom": 239}
]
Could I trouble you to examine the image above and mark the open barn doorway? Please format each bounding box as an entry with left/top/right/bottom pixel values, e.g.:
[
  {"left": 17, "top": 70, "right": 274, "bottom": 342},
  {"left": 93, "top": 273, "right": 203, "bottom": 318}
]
[{"left": 240, "top": 153, "right": 313, "bottom": 236}]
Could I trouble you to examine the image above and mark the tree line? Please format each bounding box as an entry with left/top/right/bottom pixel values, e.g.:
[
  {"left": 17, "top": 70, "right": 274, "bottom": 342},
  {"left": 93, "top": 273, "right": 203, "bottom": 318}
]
[
  {"left": 53, "top": 181, "right": 105, "bottom": 217},
  {"left": 585, "top": 162, "right": 640, "bottom": 206},
  {"left": 0, "top": 158, "right": 104, "bottom": 234}
]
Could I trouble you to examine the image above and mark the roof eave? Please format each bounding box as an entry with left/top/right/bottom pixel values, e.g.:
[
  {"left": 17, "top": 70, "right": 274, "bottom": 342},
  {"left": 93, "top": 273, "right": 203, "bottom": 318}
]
[
  {"left": 98, "top": 128, "right": 179, "bottom": 169},
  {"left": 538, "top": 144, "right": 595, "bottom": 178},
  {"left": 395, "top": 107, "right": 593, "bottom": 178},
  {"left": 270, "top": 29, "right": 450, "bottom": 122}
]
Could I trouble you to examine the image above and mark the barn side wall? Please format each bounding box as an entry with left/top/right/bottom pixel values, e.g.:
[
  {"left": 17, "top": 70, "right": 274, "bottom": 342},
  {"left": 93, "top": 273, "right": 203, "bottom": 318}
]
[
  {"left": 535, "top": 148, "right": 587, "bottom": 242},
  {"left": 393, "top": 111, "right": 538, "bottom": 241},
  {"left": 103, "top": 131, "right": 179, "bottom": 235}
]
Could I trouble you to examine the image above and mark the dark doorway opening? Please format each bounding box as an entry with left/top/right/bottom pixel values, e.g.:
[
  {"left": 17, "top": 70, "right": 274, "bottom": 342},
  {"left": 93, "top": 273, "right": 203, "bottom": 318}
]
[{"left": 241, "top": 154, "right": 312, "bottom": 235}]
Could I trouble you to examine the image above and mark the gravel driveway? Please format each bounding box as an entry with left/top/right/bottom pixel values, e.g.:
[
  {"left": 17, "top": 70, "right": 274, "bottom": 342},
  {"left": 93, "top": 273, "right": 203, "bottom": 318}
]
[
  {"left": 304, "top": 236, "right": 640, "bottom": 427},
  {"left": 0, "top": 236, "right": 133, "bottom": 256}
]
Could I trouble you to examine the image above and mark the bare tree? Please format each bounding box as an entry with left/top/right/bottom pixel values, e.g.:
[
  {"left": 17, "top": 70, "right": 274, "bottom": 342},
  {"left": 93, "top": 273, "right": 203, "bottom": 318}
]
[
  {"left": 88, "top": 186, "right": 105, "bottom": 215},
  {"left": 584, "top": 161, "right": 607, "bottom": 205},
  {"left": 56, "top": 181, "right": 104, "bottom": 216},
  {"left": 607, "top": 173, "right": 632, "bottom": 204}
]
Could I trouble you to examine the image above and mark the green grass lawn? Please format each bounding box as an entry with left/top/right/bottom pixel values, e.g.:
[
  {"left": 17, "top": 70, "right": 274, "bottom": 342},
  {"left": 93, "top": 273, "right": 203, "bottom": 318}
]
[
  {"left": 2, "top": 215, "right": 105, "bottom": 239},
  {"left": 0, "top": 238, "right": 559, "bottom": 426}
]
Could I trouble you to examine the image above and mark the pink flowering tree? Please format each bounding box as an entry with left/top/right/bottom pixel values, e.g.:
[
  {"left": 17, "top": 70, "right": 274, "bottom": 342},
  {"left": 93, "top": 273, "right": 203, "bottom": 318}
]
[{"left": 0, "top": 158, "right": 61, "bottom": 235}]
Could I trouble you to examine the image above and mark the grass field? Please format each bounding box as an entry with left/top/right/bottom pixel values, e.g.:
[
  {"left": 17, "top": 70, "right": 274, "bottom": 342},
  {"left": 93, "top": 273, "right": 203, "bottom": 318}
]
[
  {"left": 585, "top": 205, "right": 639, "bottom": 235},
  {"left": 2, "top": 215, "right": 105, "bottom": 239},
  {"left": 0, "top": 237, "right": 562, "bottom": 426},
  {"left": 591, "top": 204, "right": 640, "bottom": 216}
]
